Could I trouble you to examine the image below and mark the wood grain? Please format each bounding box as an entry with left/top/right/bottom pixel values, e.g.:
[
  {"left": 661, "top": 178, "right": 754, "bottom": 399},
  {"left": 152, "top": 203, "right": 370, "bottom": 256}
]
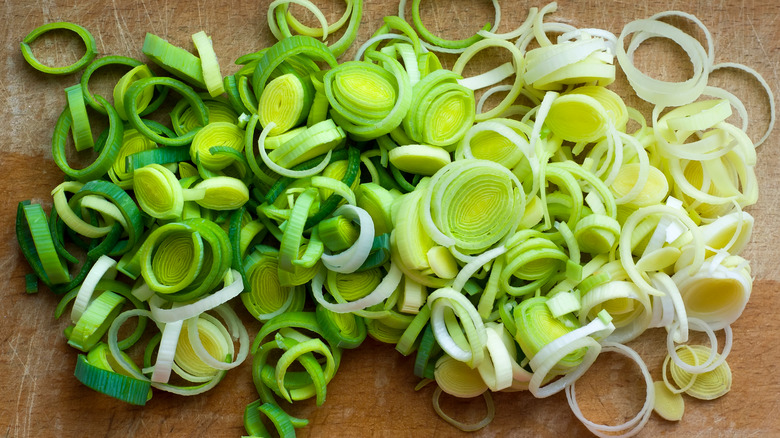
[{"left": 1, "top": 0, "right": 778, "bottom": 437}]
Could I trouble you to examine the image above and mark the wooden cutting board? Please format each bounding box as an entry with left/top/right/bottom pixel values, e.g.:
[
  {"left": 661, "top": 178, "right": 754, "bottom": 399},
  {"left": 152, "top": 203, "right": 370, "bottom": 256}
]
[{"left": 1, "top": 0, "right": 778, "bottom": 436}]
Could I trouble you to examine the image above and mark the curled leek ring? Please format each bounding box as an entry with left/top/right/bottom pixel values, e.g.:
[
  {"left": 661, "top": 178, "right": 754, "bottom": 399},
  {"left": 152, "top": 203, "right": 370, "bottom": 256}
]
[
  {"left": 52, "top": 95, "right": 124, "bottom": 182},
  {"left": 452, "top": 38, "right": 524, "bottom": 121},
  {"left": 266, "top": 119, "right": 346, "bottom": 169},
  {"left": 311, "top": 262, "right": 403, "bottom": 313},
  {"left": 320, "top": 204, "right": 375, "bottom": 274},
  {"left": 410, "top": 0, "right": 491, "bottom": 50},
  {"left": 172, "top": 95, "right": 239, "bottom": 136},
  {"left": 68, "top": 180, "right": 145, "bottom": 256},
  {"left": 124, "top": 76, "right": 209, "bottom": 146},
  {"left": 500, "top": 232, "right": 568, "bottom": 296},
  {"left": 427, "top": 287, "right": 487, "bottom": 368},
  {"left": 315, "top": 303, "right": 367, "bottom": 349},
  {"left": 281, "top": 0, "right": 363, "bottom": 57},
  {"left": 20, "top": 22, "right": 97, "bottom": 75},
  {"left": 79, "top": 56, "right": 144, "bottom": 114},
  {"left": 113, "top": 64, "right": 155, "bottom": 120}
]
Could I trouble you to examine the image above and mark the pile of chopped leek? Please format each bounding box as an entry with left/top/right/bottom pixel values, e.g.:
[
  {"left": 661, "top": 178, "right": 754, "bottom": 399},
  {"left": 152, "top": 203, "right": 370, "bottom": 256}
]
[{"left": 15, "top": 1, "right": 773, "bottom": 437}]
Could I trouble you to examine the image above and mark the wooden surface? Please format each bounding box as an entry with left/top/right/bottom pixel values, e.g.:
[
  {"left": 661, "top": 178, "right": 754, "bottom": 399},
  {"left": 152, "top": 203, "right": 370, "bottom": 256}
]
[{"left": 1, "top": 0, "right": 778, "bottom": 437}]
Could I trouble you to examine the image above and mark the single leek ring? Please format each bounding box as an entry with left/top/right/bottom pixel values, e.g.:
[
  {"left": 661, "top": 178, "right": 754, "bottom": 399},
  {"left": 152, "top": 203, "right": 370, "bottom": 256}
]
[
  {"left": 80, "top": 56, "right": 144, "bottom": 114},
  {"left": 52, "top": 96, "right": 124, "bottom": 182},
  {"left": 113, "top": 64, "right": 155, "bottom": 120},
  {"left": 68, "top": 290, "right": 126, "bottom": 352},
  {"left": 21, "top": 202, "right": 71, "bottom": 285},
  {"left": 410, "top": 0, "right": 491, "bottom": 50},
  {"left": 124, "top": 76, "right": 209, "bottom": 146},
  {"left": 64, "top": 84, "right": 94, "bottom": 151},
  {"left": 74, "top": 354, "right": 151, "bottom": 406},
  {"left": 142, "top": 32, "right": 206, "bottom": 88},
  {"left": 20, "top": 22, "right": 97, "bottom": 75},
  {"left": 565, "top": 342, "right": 655, "bottom": 436},
  {"left": 192, "top": 31, "right": 225, "bottom": 97}
]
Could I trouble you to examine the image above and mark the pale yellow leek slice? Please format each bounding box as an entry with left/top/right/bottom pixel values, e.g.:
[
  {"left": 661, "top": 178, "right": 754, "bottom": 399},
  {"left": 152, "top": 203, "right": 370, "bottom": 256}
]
[
  {"left": 388, "top": 144, "right": 451, "bottom": 176},
  {"left": 653, "top": 380, "right": 684, "bottom": 421}
]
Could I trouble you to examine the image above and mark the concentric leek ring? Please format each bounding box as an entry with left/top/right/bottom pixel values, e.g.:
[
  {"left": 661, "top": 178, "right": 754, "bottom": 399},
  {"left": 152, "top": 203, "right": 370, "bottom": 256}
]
[
  {"left": 145, "top": 224, "right": 204, "bottom": 294},
  {"left": 175, "top": 314, "right": 231, "bottom": 378},
  {"left": 108, "top": 129, "right": 157, "bottom": 189},
  {"left": 190, "top": 122, "right": 245, "bottom": 171},
  {"left": 324, "top": 51, "right": 411, "bottom": 140},
  {"left": 241, "top": 246, "right": 298, "bottom": 321},
  {"left": 252, "top": 35, "right": 337, "bottom": 103},
  {"left": 403, "top": 70, "right": 475, "bottom": 146},
  {"left": 425, "top": 159, "right": 525, "bottom": 254},
  {"left": 325, "top": 267, "right": 382, "bottom": 302},
  {"left": 259, "top": 73, "right": 309, "bottom": 136},
  {"left": 140, "top": 219, "right": 232, "bottom": 301},
  {"left": 133, "top": 164, "right": 183, "bottom": 220},
  {"left": 513, "top": 296, "right": 585, "bottom": 372}
]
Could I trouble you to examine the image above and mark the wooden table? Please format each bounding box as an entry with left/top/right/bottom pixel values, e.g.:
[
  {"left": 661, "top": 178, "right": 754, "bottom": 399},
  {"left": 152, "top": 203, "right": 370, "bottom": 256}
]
[{"left": 1, "top": 0, "right": 778, "bottom": 436}]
